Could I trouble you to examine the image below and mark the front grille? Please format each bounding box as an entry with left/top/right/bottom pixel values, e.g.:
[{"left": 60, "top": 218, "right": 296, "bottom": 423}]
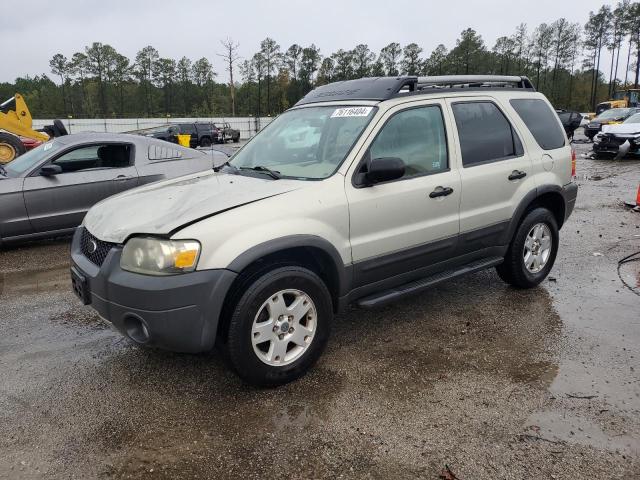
[
  {"left": 80, "top": 228, "right": 116, "bottom": 266},
  {"left": 599, "top": 134, "right": 627, "bottom": 146}
]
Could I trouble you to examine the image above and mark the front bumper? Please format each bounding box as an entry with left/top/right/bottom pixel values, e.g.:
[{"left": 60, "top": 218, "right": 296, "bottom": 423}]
[
  {"left": 584, "top": 126, "right": 601, "bottom": 138},
  {"left": 70, "top": 228, "right": 237, "bottom": 353},
  {"left": 593, "top": 136, "right": 639, "bottom": 155}
]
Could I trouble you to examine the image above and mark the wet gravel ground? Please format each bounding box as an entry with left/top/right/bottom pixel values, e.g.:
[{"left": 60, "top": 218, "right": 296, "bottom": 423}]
[{"left": 1, "top": 131, "right": 639, "bottom": 479}]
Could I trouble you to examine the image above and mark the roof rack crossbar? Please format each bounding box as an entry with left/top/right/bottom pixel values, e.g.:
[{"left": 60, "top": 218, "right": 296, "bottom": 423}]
[{"left": 416, "top": 75, "right": 535, "bottom": 91}]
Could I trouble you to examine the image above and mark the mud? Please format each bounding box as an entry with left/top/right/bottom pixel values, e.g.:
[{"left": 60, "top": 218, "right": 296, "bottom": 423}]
[{"left": 1, "top": 132, "right": 639, "bottom": 479}]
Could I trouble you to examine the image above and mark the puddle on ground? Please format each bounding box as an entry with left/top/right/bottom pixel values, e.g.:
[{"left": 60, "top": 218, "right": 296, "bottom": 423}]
[
  {"left": 618, "top": 257, "right": 640, "bottom": 293},
  {"left": 527, "top": 410, "right": 638, "bottom": 455},
  {"left": 0, "top": 264, "right": 69, "bottom": 297}
]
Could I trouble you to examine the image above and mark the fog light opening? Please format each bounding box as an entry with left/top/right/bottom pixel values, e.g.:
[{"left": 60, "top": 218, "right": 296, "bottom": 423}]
[{"left": 123, "top": 315, "right": 151, "bottom": 344}]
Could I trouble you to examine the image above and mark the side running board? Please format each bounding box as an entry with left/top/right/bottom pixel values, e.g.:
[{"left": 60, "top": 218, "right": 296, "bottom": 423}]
[{"left": 357, "top": 257, "right": 504, "bottom": 309}]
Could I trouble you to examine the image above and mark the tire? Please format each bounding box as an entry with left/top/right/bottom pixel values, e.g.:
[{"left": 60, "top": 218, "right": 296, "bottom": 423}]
[
  {"left": 233, "top": 135, "right": 240, "bottom": 143},
  {"left": 0, "top": 133, "right": 26, "bottom": 164},
  {"left": 224, "top": 265, "right": 333, "bottom": 387},
  {"left": 496, "top": 207, "right": 559, "bottom": 289},
  {"left": 200, "top": 137, "right": 212, "bottom": 148}
]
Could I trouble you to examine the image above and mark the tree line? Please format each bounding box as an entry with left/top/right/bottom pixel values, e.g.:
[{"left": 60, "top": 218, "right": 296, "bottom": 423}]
[{"left": 1, "top": 1, "right": 639, "bottom": 119}]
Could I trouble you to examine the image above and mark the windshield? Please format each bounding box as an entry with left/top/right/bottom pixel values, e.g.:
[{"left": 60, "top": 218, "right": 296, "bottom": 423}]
[
  {"left": 597, "top": 108, "right": 632, "bottom": 120},
  {"left": 229, "top": 105, "right": 377, "bottom": 180},
  {"left": 5, "top": 141, "right": 59, "bottom": 176},
  {"left": 623, "top": 113, "right": 640, "bottom": 124}
]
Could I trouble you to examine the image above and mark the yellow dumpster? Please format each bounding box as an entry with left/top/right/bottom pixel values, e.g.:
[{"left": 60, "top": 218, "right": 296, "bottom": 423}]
[{"left": 177, "top": 134, "right": 191, "bottom": 147}]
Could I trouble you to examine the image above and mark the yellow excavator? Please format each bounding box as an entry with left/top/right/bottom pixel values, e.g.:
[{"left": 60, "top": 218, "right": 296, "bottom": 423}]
[
  {"left": 595, "top": 88, "right": 640, "bottom": 115},
  {"left": 0, "top": 94, "right": 68, "bottom": 164}
]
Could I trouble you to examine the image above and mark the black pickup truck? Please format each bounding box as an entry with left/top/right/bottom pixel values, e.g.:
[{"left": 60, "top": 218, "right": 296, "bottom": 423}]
[
  {"left": 215, "top": 122, "right": 241, "bottom": 143},
  {"left": 142, "top": 122, "right": 219, "bottom": 148}
]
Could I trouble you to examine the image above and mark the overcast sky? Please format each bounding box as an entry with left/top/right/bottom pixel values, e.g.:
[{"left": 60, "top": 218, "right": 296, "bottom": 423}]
[{"left": 0, "top": 0, "right": 621, "bottom": 84}]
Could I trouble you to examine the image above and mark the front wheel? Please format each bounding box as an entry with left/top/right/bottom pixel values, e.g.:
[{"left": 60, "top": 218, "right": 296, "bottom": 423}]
[
  {"left": 224, "top": 265, "right": 333, "bottom": 386},
  {"left": 496, "top": 208, "right": 559, "bottom": 288},
  {"left": 0, "top": 133, "right": 26, "bottom": 164}
]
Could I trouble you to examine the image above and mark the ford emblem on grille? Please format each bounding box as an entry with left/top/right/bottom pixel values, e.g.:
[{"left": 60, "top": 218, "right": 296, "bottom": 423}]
[{"left": 88, "top": 239, "right": 98, "bottom": 254}]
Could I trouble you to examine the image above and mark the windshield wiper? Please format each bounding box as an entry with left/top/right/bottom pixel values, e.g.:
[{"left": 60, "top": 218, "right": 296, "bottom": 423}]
[
  {"left": 213, "top": 160, "right": 238, "bottom": 172},
  {"left": 240, "top": 165, "right": 282, "bottom": 180}
]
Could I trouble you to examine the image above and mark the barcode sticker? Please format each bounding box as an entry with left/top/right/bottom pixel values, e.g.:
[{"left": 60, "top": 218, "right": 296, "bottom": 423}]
[{"left": 331, "top": 107, "right": 373, "bottom": 118}]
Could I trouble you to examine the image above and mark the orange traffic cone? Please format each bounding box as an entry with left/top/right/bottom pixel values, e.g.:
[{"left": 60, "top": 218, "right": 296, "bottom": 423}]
[{"left": 626, "top": 184, "right": 640, "bottom": 210}]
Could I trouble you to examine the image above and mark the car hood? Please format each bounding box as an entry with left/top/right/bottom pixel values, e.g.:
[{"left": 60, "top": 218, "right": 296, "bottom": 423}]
[
  {"left": 84, "top": 170, "right": 304, "bottom": 243},
  {"left": 601, "top": 123, "right": 640, "bottom": 135}
]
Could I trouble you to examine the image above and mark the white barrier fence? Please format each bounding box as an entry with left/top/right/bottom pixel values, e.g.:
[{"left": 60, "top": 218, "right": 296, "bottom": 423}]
[{"left": 32, "top": 117, "right": 274, "bottom": 140}]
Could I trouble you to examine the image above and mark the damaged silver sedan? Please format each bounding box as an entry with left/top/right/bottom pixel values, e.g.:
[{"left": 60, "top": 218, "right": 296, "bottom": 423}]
[{"left": 0, "top": 133, "right": 226, "bottom": 244}]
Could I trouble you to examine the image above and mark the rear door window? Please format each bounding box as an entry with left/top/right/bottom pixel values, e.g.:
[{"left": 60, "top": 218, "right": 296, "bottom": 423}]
[
  {"left": 510, "top": 99, "right": 566, "bottom": 150},
  {"left": 452, "top": 101, "right": 524, "bottom": 167}
]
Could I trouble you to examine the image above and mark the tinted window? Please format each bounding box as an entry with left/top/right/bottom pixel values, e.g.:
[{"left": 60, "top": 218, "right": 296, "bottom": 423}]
[
  {"left": 510, "top": 99, "right": 566, "bottom": 150},
  {"left": 51, "top": 144, "right": 131, "bottom": 173},
  {"left": 179, "top": 124, "right": 197, "bottom": 134},
  {"left": 369, "top": 106, "right": 448, "bottom": 178},
  {"left": 452, "top": 102, "right": 524, "bottom": 167}
]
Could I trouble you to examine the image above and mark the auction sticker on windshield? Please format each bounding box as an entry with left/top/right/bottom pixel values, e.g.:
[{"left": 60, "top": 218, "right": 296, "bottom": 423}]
[{"left": 331, "top": 107, "right": 373, "bottom": 118}]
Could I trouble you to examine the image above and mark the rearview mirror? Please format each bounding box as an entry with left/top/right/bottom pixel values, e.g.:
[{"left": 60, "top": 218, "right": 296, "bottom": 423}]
[
  {"left": 364, "top": 157, "right": 405, "bottom": 185},
  {"left": 40, "top": 164, "right": 62, "bottom": 176}
]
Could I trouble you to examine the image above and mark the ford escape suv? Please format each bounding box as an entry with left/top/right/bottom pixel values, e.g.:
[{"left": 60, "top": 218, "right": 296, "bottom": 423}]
[{"left": 70, "top": 75, "right": 578, "bottom": 386}]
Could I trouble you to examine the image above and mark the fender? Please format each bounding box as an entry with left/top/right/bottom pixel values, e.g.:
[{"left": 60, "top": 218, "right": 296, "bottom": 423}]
[
  {"left": 500, "top": 184, "right": 572, "bottom": 245},
  {"left": 226, "top": 234, "right": 352, "bottom": 296}
]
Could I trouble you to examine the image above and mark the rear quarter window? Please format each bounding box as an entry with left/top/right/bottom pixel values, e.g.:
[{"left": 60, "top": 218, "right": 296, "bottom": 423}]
[{"left": 510, "top": 99, "right": 566, "bottom": 150}]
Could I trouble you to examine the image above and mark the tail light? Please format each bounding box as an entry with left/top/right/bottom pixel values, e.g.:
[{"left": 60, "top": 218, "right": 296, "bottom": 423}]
[{"left": 571, "top": 148, "right": 576, "bottom": 177}]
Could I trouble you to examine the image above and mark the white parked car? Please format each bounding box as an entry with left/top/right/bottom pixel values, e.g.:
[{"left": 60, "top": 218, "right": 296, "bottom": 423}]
[{"left": 70, "top": 75, "right": 578, "bottom": 386}]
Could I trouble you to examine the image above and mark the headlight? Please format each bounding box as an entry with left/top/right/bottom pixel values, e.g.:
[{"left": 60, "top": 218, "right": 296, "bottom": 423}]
[{"left": 121, "top": 237, "right": 201, "bottom": 275}]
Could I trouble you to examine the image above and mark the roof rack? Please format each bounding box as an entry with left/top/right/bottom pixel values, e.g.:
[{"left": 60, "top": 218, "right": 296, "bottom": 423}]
[
  {"left": 294, "top": 75, "right": 536, "bottom": 107},
  {"left": 294, "top": 77, "right": 418, "bottom": 106},
  {"left": 416, "top": 75, "right": 535, "bottom": 91}
]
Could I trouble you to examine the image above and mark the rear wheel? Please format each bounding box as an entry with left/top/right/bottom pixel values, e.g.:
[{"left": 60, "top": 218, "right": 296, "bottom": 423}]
[
  {"left": 224, "top": 265, "right": 333, "bottom": 387},
  {"left": 200, "top": 136, "right": 212, "bottom": 148},
  {"left": 0, "top": 133, "right": 26, "bottom": 164},
  {"left": 233, "top": 135, "right": 240, "bottom": 143},
  {"left": 496, "top": 208, "right": 559, "bottom": 288}
]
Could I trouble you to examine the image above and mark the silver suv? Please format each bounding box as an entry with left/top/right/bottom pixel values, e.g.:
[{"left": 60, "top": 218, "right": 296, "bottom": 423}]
[{"left": 70, "top": 75, "right": 578, "bottom": 386}]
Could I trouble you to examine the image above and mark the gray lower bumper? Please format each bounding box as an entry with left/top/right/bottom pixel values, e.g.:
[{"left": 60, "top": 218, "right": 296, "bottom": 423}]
[
  {"left": 70, "top": 228, "right": 237, "bottom": 353},
  {"left": 562, "top": 182, "right": 578, "bottom": 222}
]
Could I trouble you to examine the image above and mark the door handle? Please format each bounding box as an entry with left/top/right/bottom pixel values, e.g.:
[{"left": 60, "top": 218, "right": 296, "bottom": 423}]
[
  {"left": 508, "top": 170, "right": 527, "bottom": 181},
  {"left": 114, "top": 175, "right": 131, "bottom": 181},
  {"left": 429, "top": 186, "right": 454, "bottom": 198}
]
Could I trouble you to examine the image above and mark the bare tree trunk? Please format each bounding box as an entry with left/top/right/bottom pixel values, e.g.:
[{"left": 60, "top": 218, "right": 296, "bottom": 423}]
[
  {"left": 635, "top": 42, "right": 640, "bottom": 88},
  {"left": 608, "top": 44, "right": 616, "bottom": 97},
  {"left": 218, "top": 38, "right": 240, "bottom": 116},
  {"left": 593, "top": 37, "right": 604, "bottom": 110},
  {"left": 624, "top": 42, "right": 632, "bottom": 85},
  {"left": 613, "top": 38, "right": 622, "bottom": 95}
]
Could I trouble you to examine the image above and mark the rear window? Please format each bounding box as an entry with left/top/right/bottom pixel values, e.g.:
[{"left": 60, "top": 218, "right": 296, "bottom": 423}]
[
  {"left": 510, "top": 99, "right": 566, "bottom": 150},
  {"left": 452, "top": 101, "right": 524, "bottom": 167}
]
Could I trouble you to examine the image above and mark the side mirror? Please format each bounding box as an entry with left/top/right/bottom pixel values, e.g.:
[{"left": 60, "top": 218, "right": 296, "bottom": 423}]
[
  {"left": 364, "top": 157, "right": 405, "bottom": 185},
  {"left": 40, "top": 164, "right": 62, "bottom": 176}
]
